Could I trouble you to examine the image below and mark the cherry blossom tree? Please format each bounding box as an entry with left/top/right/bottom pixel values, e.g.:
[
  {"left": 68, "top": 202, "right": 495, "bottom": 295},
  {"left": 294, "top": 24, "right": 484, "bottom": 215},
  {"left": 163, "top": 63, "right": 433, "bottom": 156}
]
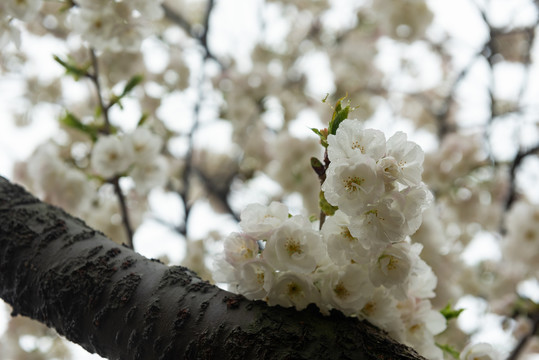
[{"left": 1, "top": 0, "right": 539, "bottom": 359}]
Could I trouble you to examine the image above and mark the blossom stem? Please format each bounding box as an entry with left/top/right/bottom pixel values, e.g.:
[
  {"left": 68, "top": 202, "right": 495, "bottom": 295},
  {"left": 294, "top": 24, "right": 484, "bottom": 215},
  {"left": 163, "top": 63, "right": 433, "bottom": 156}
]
[{"left": 318, "top": 149, "right": 330, "bottom": 230}]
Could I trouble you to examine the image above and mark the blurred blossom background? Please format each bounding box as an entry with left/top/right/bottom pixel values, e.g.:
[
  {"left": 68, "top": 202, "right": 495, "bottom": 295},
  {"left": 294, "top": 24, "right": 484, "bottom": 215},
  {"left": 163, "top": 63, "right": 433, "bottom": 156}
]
[{"left": 1, "top": 0, "right": 539, "bottom": 358}]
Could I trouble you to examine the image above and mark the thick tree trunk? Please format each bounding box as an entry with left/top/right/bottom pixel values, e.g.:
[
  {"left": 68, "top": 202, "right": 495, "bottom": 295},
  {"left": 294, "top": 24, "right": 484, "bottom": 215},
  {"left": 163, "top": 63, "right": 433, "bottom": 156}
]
[{"left": 0, "top": 176, "right": 425, "bottom": 360}]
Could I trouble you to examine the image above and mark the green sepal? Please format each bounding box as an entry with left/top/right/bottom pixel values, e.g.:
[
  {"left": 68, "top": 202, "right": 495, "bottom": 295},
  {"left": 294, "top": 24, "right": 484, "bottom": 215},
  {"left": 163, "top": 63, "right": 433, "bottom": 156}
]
[
  {"left": 319, "top": 191, "right": 338, "bottom": 216},
  {"left": 53, "top": 55, "right": 90, "bottom": 80},
  {"left": 60, "top": 112, "right": 98, "bottom": 142},
  {"left": 440, "top": 303, "right": 465, "bottom": 321},
  {"left": 328, "top": 95, "right": 351, "bottom": 135},
  {"left": 436, "top": 343, "right": 460, "bottom": 359},
  {"left": 311, "top": 128, "right": 329, "bottom": 148}
]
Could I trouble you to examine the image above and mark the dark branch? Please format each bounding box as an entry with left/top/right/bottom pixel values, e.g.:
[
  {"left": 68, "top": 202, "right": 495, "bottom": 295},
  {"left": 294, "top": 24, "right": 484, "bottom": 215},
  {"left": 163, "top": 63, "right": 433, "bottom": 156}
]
[{"left": 0, "top": 176, "right": 426, "bottom": 360}]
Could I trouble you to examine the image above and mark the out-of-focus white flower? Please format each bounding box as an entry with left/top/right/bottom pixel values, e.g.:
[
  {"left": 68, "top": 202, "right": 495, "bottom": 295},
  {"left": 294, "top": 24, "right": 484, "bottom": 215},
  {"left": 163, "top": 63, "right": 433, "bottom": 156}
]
[
  {"left": 266, "top": 272, "right": 319, "bottom": 310},
  {"left": 318, "top": 263, "right": 373, "bottom": 316},
  {"left": 69, "top": 0, "right": 162, "bottom": 52},
  {"left": 263, "top": 215, "right": 324, "bottom": 274},
  {"left": 91, "top": 135, "right": 133, "bottom": 178},
  {"left": 322, "top": 154, "right": 383, "bottom": 213},
  {"left": 3, "top": 0, "right": 42, "bottom": 21},
  {"left": 25, "top": 143, "right": 93, "bottom": 215},
  {"left": 129, "top": 155, "right": 168, "bottom": 193},
  {"left": 504, "top": 200, "right": 539, "bottom": 266},
  {"left": 223, "top": 232, "right": 259, "bottom": 265},
  {"left": 126, "top": 128, "right": 163, "bottom": 165},
  {"left": 239, "top": 201, "right": 290, "bottom": 239},
  {"left": 327, "top": 120, "right": 386, "bottom": 162},
  {"left": 460, "top": 342, "right": 500, "bottom": 360},
  {"left": 0, "top": 17, "right": 21, "bottom": 48}
]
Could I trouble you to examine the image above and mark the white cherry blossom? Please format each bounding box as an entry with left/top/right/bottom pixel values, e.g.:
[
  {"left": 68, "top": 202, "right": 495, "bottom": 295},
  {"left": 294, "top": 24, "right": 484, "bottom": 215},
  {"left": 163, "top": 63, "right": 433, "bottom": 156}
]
[
  {"left": 126, "top": 128, "right": 163, "bottom": 165},
  {"left": 322, "top": 154, "right": 384, "bottom": 214},
  {"left": 460, "top": 343, "right": 500, "bottom": 360},
  {"left": 223, "top": 232, "right": 260, "bottom": 265},
  {"left": 384, "top": 131, "right": 424, "bottom": 186},
  {"left": 369, "top": 242, "right": 413, "bottom": 298},
  {"left": 318, "top": 263, "right": 373, "bottom": 316},
  {"left": 327, "top": 120, "right": 386, "bottom": 162},
  {"left": 239, "top": 201, "right": 290, "bottom": 239},
  {"left": 321, "top": 210, "right": 367, "bottom": 265},
  {"left": 263, "top": 215, "right": 324, "bottom": 274},
  {"left": 129, "top": 155, "right": 169, "bottom": 194},
  {"left": 91, "top": 135, "right": 133, "bottom": 178},
  {"left": 266, "top": 272, "right": 319, "bottom": 310},
  {"left": 235, "top": 260, "right": 275, "bottom": 300}
]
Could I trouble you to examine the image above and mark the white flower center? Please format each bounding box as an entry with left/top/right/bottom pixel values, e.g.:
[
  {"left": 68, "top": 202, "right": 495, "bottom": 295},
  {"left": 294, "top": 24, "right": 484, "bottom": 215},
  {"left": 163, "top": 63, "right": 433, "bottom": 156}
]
[{"left": 343, "top": 176, "right": 364, "bottom": 192}]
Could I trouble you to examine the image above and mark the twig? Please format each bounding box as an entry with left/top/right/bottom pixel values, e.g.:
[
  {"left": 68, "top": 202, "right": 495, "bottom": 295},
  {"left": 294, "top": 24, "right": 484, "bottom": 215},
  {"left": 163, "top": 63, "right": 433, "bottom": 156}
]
[
  {"left": 111, "top": 176, "right": 135, "bottom": 249},
  {"left": 508, "top": 312, "right": 539, "bottom": 360},
  {"left": 504, "top": 144, "right": 539, "bottom": 212},
  {"left": 174, "top": 0, "right": 222, "bottom": 237},
  {"left": 86, "top": 48, "right": 134, "bottom": 248},
  {"left": 88, "top": 49, "right": 111, "bottom": 134},
  {"left": 162, "top": 1, "right": 223, "bottom": 67}
]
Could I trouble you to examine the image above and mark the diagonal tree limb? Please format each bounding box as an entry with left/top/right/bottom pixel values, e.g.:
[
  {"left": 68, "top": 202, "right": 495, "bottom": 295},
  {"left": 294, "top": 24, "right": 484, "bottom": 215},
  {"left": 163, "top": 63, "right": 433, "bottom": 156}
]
[{"left": 0, "top": 176, "right": 425, "bottom": 360}]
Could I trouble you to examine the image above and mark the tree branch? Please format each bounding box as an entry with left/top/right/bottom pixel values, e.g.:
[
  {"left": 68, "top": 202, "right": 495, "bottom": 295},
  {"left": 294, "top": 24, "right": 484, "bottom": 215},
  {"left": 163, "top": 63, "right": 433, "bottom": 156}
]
[{"left": 0, "top": 176, "right": 425, "bottom": 360}]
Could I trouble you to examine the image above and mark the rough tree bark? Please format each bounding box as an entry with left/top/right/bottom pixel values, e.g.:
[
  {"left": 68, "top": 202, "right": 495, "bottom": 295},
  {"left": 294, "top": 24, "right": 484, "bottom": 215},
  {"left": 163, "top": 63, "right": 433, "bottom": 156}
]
[{"left": 0, "top": 176, "right": 426, "bottom": 360}]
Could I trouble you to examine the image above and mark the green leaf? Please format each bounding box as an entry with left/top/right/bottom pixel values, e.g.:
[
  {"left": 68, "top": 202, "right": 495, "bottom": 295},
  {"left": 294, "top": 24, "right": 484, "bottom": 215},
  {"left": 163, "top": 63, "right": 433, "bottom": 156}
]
[
  {"left": 122, "top": 74, "right": 144, "bottom": 96},
  {"left": 137, "top": 113, "right": 149, "bottom": 127},
  {"left": 53, "top": 55, "right": 89, "bottom": 80},
  {"left": 60, "top": 112, "right": 98, "bottom": 141},
  {"left": 109, "top": 75, "right": 144, "bottom": 108},
  {"left": 319, "top": 191, "right": 338, "bottom": 216},
  {"left": 436, "top": 343, "right": 460, "bottom": 359},
  {"left": 328, "top": 95, "right": 351, "bottom": 135},
  {"left": 440, "top": 303, "right": 465, "bottom": 321}
]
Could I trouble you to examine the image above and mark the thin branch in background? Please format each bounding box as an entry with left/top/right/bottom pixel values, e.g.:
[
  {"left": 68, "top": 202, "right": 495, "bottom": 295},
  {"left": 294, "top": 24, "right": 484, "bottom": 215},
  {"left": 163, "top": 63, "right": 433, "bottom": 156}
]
[
  {"left": 86, "top": 48, "right": 134, "bottom": 249},
  {"left": 162, "top": 0, "right": 223, "bottom": 67},
  {"left": 504, "top": 144, "right": 539, "bottom": 212},
  {"left": 508, "top": 312, "right": 539, "bottom": 360},
  {"left": 176, "top": 0, "right": 218, "bottom": 237},
  {"left": 193, "top": 167, "right": 240, "bottom": 223}
]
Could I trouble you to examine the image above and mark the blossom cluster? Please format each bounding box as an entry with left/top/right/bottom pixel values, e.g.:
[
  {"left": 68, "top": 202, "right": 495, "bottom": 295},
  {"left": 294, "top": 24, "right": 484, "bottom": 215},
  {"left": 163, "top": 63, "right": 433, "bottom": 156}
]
[
  {"left": 91, "top": 127, "right": 168, "bottom": 192},
  {"left": 215, "top": 119, "right": 446, "bottom": 359},
  {"left": 69, "top": 0, "right": 165, "bottom": 52}
]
